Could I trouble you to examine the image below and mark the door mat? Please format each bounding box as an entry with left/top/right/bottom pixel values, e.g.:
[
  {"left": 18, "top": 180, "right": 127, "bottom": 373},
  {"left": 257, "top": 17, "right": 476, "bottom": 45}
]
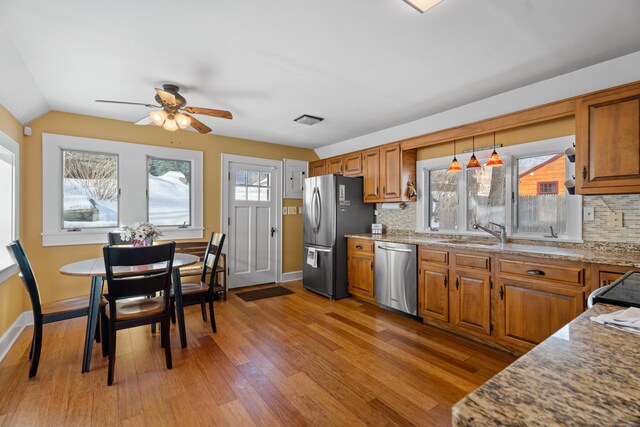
[{"left": 236, "top": 286, "right": 294, "bottom": 302}]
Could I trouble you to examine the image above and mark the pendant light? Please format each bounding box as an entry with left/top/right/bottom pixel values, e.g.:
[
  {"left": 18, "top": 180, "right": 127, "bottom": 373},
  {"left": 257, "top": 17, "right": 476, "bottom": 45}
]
[
  {"left": 467, "top": 136, "right": 481, "bottom": 169},
  {"left": 447, "top": 139, "right": 462, "bottom": 172},
  {"left": 486, "top": 132, "right": 504, "bottom": 167}
]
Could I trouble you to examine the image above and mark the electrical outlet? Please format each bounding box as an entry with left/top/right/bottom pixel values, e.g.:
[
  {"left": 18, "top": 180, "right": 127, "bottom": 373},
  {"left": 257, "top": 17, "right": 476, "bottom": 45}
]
[
  {"left": 608, "top": 211, "right": 623, "bottom": 228},
  {"left": 298, "top": 206, "right": 303, "bottom": 214},
  {"left": 288, "top": 206, "right": 297, "bottom": 215},
  {"left": 583, "top": 206, "right": 595, "bottom": 221},
  {"left": 282, "top": 207, "right": 288, "bottom": 216}
]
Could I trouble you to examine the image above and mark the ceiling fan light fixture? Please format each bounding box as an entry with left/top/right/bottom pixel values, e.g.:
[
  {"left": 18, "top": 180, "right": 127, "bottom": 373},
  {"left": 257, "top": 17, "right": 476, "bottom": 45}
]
[
  {"left": 175, "top": 113, "right": 191, "bottom": 129},
  {"left": 402, "top": 0, "right": 442, "bottom": 13},
  {"left": 162, "top": 115, "right": 179, "bottom": 132},
  {"left": 150, "top": 110, "right": 168, "bottom": 126}
]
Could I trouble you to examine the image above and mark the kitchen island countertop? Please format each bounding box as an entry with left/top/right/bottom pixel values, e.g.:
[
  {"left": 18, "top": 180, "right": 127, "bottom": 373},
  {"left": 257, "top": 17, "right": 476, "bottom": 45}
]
[{"left": 451, "top": 303, "right": 640, "bottom": 426}]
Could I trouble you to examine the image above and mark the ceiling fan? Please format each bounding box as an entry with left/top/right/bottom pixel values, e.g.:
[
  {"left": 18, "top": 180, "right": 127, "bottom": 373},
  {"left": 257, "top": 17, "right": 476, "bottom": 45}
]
[{"left": 95, "top": 84, "right": 233, "bottom": 134}]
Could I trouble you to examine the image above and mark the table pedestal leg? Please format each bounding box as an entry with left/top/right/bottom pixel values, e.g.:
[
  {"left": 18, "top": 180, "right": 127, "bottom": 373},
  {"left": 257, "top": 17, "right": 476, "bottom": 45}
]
[
  {"left": 172, "top": 269, "right": 187, "bottom": 348},
  {"left": 82, "top": 276, "right": 103, "bottom": 373}
]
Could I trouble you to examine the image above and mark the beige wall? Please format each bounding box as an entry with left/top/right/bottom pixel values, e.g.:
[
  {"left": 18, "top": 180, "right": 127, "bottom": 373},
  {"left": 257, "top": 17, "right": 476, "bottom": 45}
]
[
  {"left": 0, "top": 104, "right": 25, "bottom": 338},
  {"left": 416, "top": 116, "right": 575, "bottom": 160},
  {"left": 22, "top": 111, "right": 317, "bottom": 304}
]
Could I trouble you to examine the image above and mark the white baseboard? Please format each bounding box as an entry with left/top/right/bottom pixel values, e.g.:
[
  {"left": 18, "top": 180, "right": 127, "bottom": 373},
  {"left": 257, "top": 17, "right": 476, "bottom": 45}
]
[
  {"left": 281, "top": 271, "right": 302, "bottom": 283},
  {"left": 0, "top": 311, "right": 34, "bottom": 363}
]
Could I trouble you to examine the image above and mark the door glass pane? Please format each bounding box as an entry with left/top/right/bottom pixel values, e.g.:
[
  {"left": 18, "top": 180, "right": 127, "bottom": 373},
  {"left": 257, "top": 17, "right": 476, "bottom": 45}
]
[
  {"left": 516, "top": 154, "right": 567, "bottom": 234},
  {"left": 235, "top": 186, "right": 247, "bottom": 200},
  {"left": 147, "top": 157, "right": 191, "bottom": 226},
  {"left": 247, "top": 172, "right": 260, "bottom": 186},
  {"left": 429, "top": 169, "right": 458, "bottom": 230},
  {"left": 63, "top": 150, "right": 118, "bottom": 228},
  {"left": 259, "top": 173, "right": 270, "bottom": 187},
  {"left": 467, "top": 165, "right": 505, "bottom": 230},
  {"left": 259, "top": 188, "right": 270, "bottom": 201},
  {"left": 247, "top": 186, "right": 259, "bottom": 201},
  {"left": 235, "top": 171, "right": 246, "bottom": 186}
]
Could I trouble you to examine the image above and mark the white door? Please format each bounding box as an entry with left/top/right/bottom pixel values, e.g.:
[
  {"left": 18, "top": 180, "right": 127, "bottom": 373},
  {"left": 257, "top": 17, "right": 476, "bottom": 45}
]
[{"left": 227, "top": 161, "right": 279, "bottom": 288}]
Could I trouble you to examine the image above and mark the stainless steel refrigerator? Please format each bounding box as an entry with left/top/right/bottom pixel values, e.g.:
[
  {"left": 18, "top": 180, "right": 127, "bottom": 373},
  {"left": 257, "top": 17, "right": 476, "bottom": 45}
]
[{"left": 303, "top": 175, "right": 374, "bottom": 299}]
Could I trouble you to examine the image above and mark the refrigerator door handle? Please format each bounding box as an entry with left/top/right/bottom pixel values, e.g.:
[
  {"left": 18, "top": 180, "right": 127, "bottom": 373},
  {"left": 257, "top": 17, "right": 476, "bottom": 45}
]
[
  {"left": 315, "top": 187, "right": 322, "bottom": 232},
  {"left": 311, "top": 187, "right": 319, "bottom": 233},
  {"left": 378, "top": 245, "right": 413, "bottom": 253}
]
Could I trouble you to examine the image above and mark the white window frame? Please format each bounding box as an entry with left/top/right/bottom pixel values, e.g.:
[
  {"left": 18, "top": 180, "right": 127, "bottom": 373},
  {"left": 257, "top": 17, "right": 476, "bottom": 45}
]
[
  {"left": 0, "top": 130, "right": 19, "bottom": 284},
  {"left": 42, "top": 133, "right": 203, "bottom": 246},
  {"left": 417, "top": 136, "right": 582, "bottom": 242}
]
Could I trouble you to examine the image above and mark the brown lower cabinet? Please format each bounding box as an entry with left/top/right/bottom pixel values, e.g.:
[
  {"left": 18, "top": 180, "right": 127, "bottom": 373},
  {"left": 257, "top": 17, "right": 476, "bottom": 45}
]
[
  {"left": 347, "top": 239, "right": 375, "bottom": 301},
  {"left": 419, "top": 265, "right": 449, "bottom": 322},
  {"left": 452, "top": 270, "right": 492, "bottom": 336}
]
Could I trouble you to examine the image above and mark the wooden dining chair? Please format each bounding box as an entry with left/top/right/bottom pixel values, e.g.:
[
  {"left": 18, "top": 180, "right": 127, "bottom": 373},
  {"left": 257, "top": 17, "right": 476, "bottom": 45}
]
[
  {"left": 107, "top": 232, "right": 128, "bottom": 246},
  {"left": 171, "top": 233, "right": 225, "bottom": 333},
  {"left": 102, "top": 242, "right": 175, "bottom": 386},
  {"left": 8, "top": 240, "right": 91, "bottom": 378}
]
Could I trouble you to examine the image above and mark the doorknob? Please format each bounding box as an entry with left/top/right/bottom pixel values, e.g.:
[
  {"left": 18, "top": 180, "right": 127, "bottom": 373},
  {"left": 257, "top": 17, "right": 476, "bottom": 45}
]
[{"left": 271, "top": 227, "right": 277, "bottom": 237}]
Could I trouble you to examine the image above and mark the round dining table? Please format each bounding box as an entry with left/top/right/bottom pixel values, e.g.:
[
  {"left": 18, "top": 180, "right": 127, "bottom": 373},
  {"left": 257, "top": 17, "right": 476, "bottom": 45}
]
[{"left": 60, "top": 253, "right": 199, "bottom": 373}]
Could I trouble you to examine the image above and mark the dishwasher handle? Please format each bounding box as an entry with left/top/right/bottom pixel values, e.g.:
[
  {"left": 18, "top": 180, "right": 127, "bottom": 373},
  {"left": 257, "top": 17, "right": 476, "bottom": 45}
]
[{"left": 377, "top": 245, "right": 413, "bottom": 253}]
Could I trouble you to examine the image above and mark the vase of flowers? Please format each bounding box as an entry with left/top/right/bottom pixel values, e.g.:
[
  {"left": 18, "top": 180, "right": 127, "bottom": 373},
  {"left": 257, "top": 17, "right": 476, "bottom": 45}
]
[{"left": 119, "top": 222, "right": 163, "bottom": 246}]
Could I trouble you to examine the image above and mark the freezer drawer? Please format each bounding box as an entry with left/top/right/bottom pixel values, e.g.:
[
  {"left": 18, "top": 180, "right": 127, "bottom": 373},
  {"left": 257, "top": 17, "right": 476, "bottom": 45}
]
[
  {"left": 303, "top": 245, "right": 335, "bottom": 299},
  {"left": 374, "top": 242, "right": 417, "bottom": 315}
]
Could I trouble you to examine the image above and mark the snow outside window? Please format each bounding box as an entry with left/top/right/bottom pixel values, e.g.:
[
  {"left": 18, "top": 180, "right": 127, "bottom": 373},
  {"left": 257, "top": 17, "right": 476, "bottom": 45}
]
[
  {"left": 42, "top": 133, "right": 203, "bottom": 246},
  {"left": 62, "top": 150, "right": 119, "bottom": 229},
  {"left": 147, "top": 157, "right": 191, "bottom": 226},
  {"left": 0, "top": 132, "right": 18, "bottom": 283}
]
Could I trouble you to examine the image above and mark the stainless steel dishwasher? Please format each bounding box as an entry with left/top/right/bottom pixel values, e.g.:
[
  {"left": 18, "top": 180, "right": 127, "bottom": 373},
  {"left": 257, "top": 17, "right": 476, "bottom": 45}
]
[{"left": 374, "top": 241, "right": 417, "bottom": 316}]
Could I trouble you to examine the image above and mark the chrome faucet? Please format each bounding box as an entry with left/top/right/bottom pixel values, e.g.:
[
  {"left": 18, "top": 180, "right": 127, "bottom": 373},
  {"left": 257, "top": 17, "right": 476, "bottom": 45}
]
[{"left": 472, "top": 222, "right": 508, "bottom": 244}]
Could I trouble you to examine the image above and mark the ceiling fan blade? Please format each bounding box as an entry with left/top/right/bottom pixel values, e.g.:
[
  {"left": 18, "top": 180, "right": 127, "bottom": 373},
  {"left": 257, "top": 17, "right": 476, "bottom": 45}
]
[
  {"left": 134, "top": 116, "right": 153, "bottom": 126},
  {"left": 95, "top": 99, "right": 159, "bottom": 108},
  {"left": 182, "top": 106, "right": 233, "bottom": 120},
  {"left": 187, "top": 115, "right": 212, "bottom": 134},
  {"left": 155, "top": 88, "right": 177, "bottom": 107}
]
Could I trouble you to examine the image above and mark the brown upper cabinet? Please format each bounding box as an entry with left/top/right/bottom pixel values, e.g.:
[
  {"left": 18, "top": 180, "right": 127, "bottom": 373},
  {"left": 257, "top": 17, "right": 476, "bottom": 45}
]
[
  {"left": 326, "top": 157, "right": 343, "bottom": 175},
  {"left": 309, "top": 160, "right": 326, "bottom": 177},
  {"left": 576, "top": 82, "right": 640, "bottom": 194},
  {"left": 363, "top": 143, "right": 416, "bottom": 203},
  {"left": 343, "top": 152, "right": 363, "bottom": 176}
]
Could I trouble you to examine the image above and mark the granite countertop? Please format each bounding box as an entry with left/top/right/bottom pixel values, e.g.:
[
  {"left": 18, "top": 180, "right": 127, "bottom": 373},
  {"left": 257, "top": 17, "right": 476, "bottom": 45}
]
[
  {"left": 451, "top": 303, "right": 640, "bottom": 426},
  {"left": 345, "top": 233, "right": 640, "bottom": 268}
]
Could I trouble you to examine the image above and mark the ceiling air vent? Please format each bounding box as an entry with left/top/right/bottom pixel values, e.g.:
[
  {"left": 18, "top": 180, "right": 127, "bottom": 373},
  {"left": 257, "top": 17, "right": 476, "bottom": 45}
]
[{"left": 294, "top": 114, "right": 324, "bottom": 126}]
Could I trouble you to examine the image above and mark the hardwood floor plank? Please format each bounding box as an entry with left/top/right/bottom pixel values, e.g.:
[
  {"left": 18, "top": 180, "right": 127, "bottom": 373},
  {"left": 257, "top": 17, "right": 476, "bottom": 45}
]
[{"left": 0, "top": 281, "right": 515, "bottom": 426}]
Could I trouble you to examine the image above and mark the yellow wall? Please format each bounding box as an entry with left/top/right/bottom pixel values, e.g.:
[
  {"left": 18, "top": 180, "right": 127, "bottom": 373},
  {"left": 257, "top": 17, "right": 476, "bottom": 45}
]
[
  {"left": 416, "top": 116, "right": 575, "bottom": 160},
  {"left": 22, "top": 111, "right": 318, "bottom": 304},
  {"left": 0, "top": 104, "right": 25, "bottom": 338}
]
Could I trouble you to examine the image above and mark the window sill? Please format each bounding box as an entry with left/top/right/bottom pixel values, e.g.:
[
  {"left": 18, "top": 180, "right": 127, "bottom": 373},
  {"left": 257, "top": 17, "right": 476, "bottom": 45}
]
[
  {"left": 42, "top": 227, "right": 204, "bottom": 247},
  {"left": 0, "top": 263, "right": 18, "bottom": 284}
]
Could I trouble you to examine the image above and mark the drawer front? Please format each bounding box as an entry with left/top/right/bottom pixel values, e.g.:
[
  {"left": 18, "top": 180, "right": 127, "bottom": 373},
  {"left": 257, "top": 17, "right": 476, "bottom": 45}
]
[
  {"left": 348, "top": 239, "right": 374, "bottom": 254},
  {"left": 499, "top": 259, "right": 584, "bottom": 286},
  {"left": 420, "top": 248, "right": 449, "bottom": 265},
  {"left": 454, "top": 253, "right": 491, "bottom": 271}
]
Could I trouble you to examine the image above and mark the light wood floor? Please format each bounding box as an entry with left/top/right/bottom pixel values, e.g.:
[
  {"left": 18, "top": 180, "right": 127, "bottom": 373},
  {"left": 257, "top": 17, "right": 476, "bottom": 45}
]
[{"left": 0, "top": 281, "right": 516, "bottom": 426}]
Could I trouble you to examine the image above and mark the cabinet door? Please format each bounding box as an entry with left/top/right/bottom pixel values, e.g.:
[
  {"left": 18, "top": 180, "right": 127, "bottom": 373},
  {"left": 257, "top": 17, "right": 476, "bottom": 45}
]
[
  {"left": 577, "top": 84, "right": 640, "bottom": 194},
  {"left": 310, "top": 160, "right": 326, "bottom": 177},
  {"left": 380, "top": 144, "right": 402, "bottom": 200},
  {"left": 327, "top": 158, "right": 343, "bottom": 175},
  {"left": 599, "top": 271, "right": 624, "bottom": 288},
  {"left": 343, "top": 153, "right": 363, "bottom": 176},
  {"left": 451, "top": 271, "right": 491, "bottom": 336},
  {"left": 347, "top": 254, "right": 374, "bottom": 300},
  {"left": 496, "top": 278, "right": 584, "bottom": 350},
  {"left": 419, "top": 266, "right": 449, "bottom": 322},
  {"left": 363, "top": 149, "right": 380, "bottom": 202}
]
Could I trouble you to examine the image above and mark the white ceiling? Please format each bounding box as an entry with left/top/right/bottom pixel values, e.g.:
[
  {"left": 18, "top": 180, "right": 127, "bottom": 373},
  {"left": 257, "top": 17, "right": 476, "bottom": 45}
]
[{"left": 0, "top": 0, "right": 639, "bottom": 149}]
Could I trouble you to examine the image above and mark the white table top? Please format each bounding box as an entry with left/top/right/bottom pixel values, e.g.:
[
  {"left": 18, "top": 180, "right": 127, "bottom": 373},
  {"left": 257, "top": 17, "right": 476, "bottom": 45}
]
[{"left": 59, "top": 253, "right": 200, "bottom": 277}]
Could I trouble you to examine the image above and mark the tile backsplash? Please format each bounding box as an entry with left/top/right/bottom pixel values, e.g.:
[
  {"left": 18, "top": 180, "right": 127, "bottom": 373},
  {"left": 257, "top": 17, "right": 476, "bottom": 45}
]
[{"left": 376, "top": 194, "right": 640, "bottom": 243}]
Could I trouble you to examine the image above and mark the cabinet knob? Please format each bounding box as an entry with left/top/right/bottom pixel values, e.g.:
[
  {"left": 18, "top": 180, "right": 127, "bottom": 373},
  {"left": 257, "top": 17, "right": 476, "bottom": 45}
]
[
  {"left": 444, "top": 276, "right": 448, "bottom": 288},
  {"left": 455, "top": 277, "right": 459, "bottom": 290},
  {"left": 582, "top": 166, "right": 587, "bottom": 180},
  {"left": 526, "top": 269, "right": 545, "bottom": 276},
  {"left": 499, "top": 286, "right": 504, "bottom": 300},
  {"left": 356, "top": 245, "right": 363, "bottom": 250}
]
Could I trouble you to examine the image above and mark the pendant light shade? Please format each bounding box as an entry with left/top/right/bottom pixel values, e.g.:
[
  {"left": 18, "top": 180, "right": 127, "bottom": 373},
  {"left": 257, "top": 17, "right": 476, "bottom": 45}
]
[
  {"left": 448, "top": 139, "right": 462, "bottom": 172},
  {"left": 162, "top": 114, "right": 179, "bottom": 132},
  {"left": 175, "top": 113, "right": 192, "bottom": 129},
  {"left": 467, "top": 136, "right": 481, "bottom": 169},
  {"left": 486, "top": 132, "right": 504, "bottom": 167},
  {"left": 150, "top": 110, "right": 168, "bottom": 126}
]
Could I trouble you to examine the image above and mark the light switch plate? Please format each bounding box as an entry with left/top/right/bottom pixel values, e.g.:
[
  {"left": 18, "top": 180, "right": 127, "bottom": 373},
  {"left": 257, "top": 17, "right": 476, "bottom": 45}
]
[
  {"left": 282, "top": 207, "right": 288, "bottom": 216},
  {"left": 288, "top": 206, "right": 297, "bottom": 215},
  {"left": 583, "top": 206, "right": 595, "bottom": 221},
  {"left": 298, "top": 206, "right": 303, "bottom": 214}
]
